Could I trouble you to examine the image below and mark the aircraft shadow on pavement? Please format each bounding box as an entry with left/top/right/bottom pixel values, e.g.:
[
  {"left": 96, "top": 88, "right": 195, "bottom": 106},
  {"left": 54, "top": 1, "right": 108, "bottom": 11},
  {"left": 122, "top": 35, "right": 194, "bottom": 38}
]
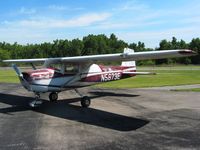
[
  {"left": 0, "top": 93, "right": 149, "bottom": 131},
  {"left": 89, "top": 91, "right": 140, "bottom": 98}
]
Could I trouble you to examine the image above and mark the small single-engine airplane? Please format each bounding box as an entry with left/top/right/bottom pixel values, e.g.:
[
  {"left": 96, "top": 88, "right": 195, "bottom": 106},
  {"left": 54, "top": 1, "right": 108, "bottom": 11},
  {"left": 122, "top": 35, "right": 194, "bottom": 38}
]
[{"left": 3, "top": 48, "right": 196, "bottom": 107}]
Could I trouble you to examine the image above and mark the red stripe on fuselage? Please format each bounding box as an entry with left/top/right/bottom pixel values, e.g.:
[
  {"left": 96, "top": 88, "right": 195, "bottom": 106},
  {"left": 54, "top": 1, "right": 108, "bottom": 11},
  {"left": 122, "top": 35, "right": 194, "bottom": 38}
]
[{"left": 22, "top": 65, "right": 136, "bottom": 82}]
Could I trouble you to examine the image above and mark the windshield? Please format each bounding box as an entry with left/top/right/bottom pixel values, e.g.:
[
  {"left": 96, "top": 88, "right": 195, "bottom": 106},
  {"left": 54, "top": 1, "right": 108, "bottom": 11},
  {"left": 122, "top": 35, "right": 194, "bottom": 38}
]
[{"left": 49, "top": 63, "right": 79, "bottom": 74}]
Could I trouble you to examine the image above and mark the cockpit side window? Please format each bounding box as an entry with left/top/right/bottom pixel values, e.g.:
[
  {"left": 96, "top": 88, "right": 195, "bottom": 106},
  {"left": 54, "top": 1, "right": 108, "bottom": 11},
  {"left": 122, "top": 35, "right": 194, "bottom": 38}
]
[
  {"left": 64, "top": 64, "right": 79, "bottom": 74},
  {"left": 49, "top": 63, "right": 79, "bottom": 74},
  {"left": 49, "top": 64, "right": 61, "bottom": 72}
]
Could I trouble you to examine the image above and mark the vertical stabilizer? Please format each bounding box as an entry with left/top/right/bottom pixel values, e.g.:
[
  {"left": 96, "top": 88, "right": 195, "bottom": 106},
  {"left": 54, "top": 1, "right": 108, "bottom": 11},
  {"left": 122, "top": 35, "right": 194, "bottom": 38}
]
[{"left": 121, "top": 48, "right": 136, "bottom": 68}]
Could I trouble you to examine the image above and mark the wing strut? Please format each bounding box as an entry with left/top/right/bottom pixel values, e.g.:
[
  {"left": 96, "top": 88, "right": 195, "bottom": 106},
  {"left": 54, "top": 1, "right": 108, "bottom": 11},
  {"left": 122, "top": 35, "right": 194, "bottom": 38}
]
[{"left": 30, "top": 63, "right": 37, "bottom": 70}]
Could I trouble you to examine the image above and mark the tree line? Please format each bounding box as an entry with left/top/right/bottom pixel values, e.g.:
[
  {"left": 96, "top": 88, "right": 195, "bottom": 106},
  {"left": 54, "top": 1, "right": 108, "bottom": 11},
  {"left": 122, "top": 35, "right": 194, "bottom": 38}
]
[{"left": 0, "top": 33, "right": 199, "bottom": 66}]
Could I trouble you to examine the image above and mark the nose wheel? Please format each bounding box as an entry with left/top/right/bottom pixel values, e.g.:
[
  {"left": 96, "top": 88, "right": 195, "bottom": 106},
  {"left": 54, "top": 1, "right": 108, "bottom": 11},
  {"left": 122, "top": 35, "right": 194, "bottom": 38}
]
[
  {"left": 29, "top": 93, "right": 43, "bottom": 108},
  {"left": 81, "top": 96, "right": 91, "bottom": 108},
  {"left": 49, "top": 92, "right": 58, "bottom": 102}
]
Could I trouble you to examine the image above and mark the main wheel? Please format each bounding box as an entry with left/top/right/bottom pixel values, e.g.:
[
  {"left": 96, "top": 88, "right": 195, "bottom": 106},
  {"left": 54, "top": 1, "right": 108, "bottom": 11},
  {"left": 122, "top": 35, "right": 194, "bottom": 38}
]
[
  {"left": 81, "top": 96, "right": 91, "bottom": 108},
  {"left": 49, "top": 92, "right": 58, "bottom": 102}
]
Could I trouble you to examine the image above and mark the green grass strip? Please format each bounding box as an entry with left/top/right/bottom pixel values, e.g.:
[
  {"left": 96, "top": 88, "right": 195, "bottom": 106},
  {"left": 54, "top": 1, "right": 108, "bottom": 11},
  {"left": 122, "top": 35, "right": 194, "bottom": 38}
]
[{"left": 0, "top": 67, "right": 200, "bottom": 88}]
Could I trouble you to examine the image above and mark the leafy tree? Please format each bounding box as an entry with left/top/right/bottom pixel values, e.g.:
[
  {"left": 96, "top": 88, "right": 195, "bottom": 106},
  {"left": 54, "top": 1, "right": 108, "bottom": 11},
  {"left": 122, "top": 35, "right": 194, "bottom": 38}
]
[
  {"left": 0, "top": 34, "right": 199, "bottom": 66},
  {"left": 129, "top": 42, "right": 137, "bottom": 50},
  {"left": 71, "top": 39, "right": 83, "bottom": 56},
  {"left": 0, "top": 48, "right": 10, "bottom": 66},
  {"left": 83, "top": 35, "right": 99, "bottom": 55},
  {"left": 189, "top": 38, "right": 200, "bottom": 64}
]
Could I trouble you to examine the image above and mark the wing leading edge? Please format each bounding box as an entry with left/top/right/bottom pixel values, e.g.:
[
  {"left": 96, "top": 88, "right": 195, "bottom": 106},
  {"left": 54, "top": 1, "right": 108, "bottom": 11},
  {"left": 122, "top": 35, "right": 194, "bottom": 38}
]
[{"left": 3, "top": 49, "right": 196, "bottom": 65}]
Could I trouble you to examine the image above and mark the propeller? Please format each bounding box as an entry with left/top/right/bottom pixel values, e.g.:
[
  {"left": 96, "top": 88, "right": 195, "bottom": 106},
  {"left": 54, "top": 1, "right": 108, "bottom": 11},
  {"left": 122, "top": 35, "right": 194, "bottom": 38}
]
[
  {"left": 12, "top": 64, "right": 23, "bottom": 77},
  {"left": 12, "top": 64, "right": 31, "bottom": 91}
]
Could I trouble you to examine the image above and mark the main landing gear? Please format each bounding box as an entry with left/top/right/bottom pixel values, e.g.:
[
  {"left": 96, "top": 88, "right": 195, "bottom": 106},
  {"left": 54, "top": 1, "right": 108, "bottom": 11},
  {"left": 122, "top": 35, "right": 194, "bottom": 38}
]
[
  {"left": 74, "top": 89, "right": 91, "bottom": 108},
  {"left": 48, "top": 90, "right": 91, "bottom": 108},
  {"left": 29, "top": 91, "right": 91, "bottom": 108},
  {"left": 49, "top": 92, "right": 58, "bottom": 102},
  {"left": 80, "top": 96, "right": 91, "bottom": 108}
]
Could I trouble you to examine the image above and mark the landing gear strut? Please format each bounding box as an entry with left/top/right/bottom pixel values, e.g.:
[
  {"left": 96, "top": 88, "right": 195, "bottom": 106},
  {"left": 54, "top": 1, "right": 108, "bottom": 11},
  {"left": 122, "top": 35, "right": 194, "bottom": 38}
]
[
  {"left": 74, "top": 89, "right": 91, "bottom": 108},
  {"left": 49, "top": 92, "right": 58, "bottom": 102},
  {"left": 29, "top": 92, "right": 43, "bottom": 108}
]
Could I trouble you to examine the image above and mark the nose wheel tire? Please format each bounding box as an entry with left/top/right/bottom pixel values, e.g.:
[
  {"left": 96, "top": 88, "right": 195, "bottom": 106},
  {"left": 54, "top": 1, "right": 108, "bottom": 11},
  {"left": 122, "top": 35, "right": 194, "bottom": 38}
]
[
  {"left": 29, "top": 100, "right": 43, "bottom": 108},
  {"left": 49, "top": 92, "right": 58, "bottom": 102},
  {"left": 81, "top": 96, "right": 91, "bottom": 108},
  {"left": 29, "top": 93, "right": 42, "bottom": 108}
]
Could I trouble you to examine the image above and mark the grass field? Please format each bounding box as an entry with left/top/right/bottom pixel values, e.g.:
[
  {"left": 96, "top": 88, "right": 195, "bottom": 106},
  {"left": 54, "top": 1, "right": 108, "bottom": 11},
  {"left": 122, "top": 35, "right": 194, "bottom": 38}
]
[
  {"left": 96, "top": 69, "right": 200, "bottom": 88},
  {"left": 0, "top": 66, "right": 200, "bottom": 88},
  {"left": 0, "top": 69, "right": 19, "bottom": 83}
]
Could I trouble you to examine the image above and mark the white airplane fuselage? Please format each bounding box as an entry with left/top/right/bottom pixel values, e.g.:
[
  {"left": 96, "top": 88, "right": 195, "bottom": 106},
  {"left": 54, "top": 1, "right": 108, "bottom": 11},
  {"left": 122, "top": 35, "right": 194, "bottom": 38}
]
[{"left": 21, "top": 64, "right": 136, "bottom": 93}]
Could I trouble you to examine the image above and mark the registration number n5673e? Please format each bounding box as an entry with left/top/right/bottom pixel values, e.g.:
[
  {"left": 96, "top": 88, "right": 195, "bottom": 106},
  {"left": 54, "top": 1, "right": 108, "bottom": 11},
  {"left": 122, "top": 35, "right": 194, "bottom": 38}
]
[{"left": 101, "top": 73, "right": 121, "bottom": 82}]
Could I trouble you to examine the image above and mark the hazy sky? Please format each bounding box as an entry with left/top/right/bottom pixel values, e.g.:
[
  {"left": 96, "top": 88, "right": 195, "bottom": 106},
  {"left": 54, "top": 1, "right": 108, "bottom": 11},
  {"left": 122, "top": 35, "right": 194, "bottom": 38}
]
[{"left": 0, "top": 0, "right": 200, "bottom": 48}]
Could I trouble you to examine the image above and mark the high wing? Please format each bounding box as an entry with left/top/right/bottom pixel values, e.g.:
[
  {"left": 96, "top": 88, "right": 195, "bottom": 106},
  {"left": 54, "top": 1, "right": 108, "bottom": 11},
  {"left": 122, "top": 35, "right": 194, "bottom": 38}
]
[{"left": 3, "top": 49, "right": 196, "bottom": 65}]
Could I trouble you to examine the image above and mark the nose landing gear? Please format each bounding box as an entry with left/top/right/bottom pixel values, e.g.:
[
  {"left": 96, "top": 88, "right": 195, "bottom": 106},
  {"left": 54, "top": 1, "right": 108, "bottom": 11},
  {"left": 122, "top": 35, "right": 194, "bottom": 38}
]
[{"left": 29, "top": 92, "right": 43, "bottom": 108}]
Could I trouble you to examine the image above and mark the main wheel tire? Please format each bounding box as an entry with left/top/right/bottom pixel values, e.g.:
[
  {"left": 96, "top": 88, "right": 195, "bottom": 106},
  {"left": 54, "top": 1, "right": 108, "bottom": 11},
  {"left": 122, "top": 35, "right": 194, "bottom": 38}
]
[
  {"left": 81, "top": 96, "right": 91, "bottom": 108},
  {"left": 49, "top": 92, "right": 58, "bottom": 102}
]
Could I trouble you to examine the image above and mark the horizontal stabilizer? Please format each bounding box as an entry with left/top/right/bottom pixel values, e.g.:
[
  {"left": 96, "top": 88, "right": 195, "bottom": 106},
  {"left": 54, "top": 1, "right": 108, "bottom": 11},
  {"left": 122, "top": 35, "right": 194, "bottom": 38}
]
[{"left": 122, "top": 71, "right": 156, "bottom": 75}]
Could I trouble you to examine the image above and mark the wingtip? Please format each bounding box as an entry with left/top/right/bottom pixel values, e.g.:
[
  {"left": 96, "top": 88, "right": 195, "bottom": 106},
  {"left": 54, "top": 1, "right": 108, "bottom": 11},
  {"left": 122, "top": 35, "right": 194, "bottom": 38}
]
[{"left": 178, "top": 49, "right": 197, "bottom": 56}]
